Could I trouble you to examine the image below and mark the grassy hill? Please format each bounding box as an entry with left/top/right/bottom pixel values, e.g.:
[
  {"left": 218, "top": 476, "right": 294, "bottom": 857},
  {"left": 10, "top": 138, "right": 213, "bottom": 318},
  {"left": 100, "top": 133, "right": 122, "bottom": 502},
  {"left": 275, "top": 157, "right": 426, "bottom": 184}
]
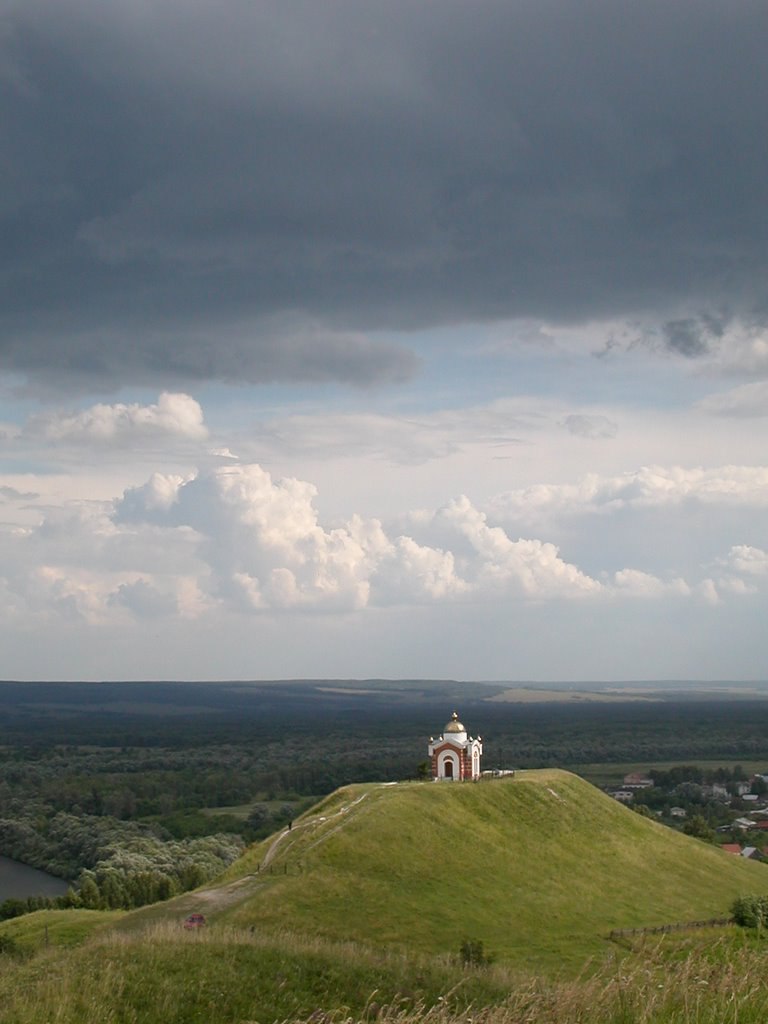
[
  {"left": 3, "top": 771, "right": 768, "bottom": 1022},
  {"left": 219, "top": 770, "right": 768, "bottom": 971}
]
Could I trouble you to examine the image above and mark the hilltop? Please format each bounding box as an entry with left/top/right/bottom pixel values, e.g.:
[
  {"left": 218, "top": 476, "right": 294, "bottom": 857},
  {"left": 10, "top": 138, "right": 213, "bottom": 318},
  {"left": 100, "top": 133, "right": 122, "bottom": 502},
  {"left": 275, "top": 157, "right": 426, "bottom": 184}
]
[{"left": 215, "top": 769, "right": 768, "bottom": 970}]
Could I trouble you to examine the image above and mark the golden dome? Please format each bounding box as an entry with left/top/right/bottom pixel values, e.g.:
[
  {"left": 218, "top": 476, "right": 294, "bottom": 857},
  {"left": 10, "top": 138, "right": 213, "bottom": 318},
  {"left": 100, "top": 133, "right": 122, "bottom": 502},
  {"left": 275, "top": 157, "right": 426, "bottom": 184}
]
[{"left": 444, "top": 711, "right": 466, "bottom": 733}]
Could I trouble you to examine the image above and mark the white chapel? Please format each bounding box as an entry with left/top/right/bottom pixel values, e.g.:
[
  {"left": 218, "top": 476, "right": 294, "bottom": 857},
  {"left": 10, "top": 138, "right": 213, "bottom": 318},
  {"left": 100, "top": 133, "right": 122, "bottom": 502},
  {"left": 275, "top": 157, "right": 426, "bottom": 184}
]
[{"left": 428, "top": 711, "right": 483, "bottom": 780}]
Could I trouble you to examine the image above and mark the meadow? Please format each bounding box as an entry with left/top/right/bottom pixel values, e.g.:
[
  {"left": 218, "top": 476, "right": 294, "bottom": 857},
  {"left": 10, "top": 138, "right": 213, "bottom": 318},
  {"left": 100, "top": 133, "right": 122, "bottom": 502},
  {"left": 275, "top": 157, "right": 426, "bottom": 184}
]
[{"left": 0, "top": 920, "right": 768, "bottom": 1024}]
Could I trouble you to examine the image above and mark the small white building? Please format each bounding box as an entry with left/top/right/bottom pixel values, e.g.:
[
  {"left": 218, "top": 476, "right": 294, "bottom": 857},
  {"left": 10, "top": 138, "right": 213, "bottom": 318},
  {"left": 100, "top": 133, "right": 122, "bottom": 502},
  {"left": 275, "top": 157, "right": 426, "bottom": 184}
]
[
  {"left": 611, "top": 790, "right": 635, "bottom": 804},
  {"left": 428, "top": 712, "right": 483, "bottom": 781}
]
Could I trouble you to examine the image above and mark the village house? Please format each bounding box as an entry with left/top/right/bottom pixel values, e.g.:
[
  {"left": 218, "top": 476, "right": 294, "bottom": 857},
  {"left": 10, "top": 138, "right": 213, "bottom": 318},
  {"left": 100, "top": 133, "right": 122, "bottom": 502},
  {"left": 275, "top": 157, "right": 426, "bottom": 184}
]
[
  {"left": 732, "top": 817, "right": 755, "bottom": 830},
  {"left": 741, "top": 846, "right": 764, "bottom": 860},
  {"left": 622, "top": 772, "right": 653, "bottom": 789},
  {"left": 610, "top": 790, "right": 635, "bottom": 804},
  {"left": 703, "top": 783, "right": 729, "bottom": 800}
]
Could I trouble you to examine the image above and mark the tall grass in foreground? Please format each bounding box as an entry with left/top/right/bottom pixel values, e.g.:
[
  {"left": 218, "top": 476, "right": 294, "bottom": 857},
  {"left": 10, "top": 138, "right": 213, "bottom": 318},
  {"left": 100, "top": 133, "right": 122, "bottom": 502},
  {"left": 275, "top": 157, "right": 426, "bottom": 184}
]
[{"left": 0, "top": 925, "right": 767, "bottom": 1023}]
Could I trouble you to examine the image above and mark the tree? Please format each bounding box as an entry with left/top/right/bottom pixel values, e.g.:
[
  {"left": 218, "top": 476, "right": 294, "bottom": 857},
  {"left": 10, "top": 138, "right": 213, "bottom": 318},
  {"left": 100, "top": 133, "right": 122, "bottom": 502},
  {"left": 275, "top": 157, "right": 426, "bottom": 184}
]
[
  {"left": 246, "top": 805, "right": 269, "bottom": 830},
  {"left": 99, "top": 871, "right": 127, "bottom": 909},
  {"left": 732, "top": 894, "right": 768, "bottom": 928},
  {"left": 0, "top": 898, "right": 28, "bottom": 921},
  {"left": 78, "top": 874, "right": 101, "bottom": 909},
  {"left": 683, "top": 814, "right": 715, "bottom": 843},
  {"left": 633, "top": 804, "right": 656, "bottom": 819}
]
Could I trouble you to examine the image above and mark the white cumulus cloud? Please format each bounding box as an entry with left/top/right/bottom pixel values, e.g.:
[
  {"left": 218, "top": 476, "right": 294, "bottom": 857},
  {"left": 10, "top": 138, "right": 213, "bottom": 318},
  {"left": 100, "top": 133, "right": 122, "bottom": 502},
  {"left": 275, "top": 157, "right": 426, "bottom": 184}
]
[
  {"left": 722, "top": 545, "right": 768, "bottom": 576},
  {"left": 698, "top": 381, "right": 768, "bottom": 418},
  {"left": 27, "top": 392, "right": 209, "bottom": 444},
  {"left": 489, "top": 464, "right": 768, "bottom": 524},
  {"left": 612, "top": 569, "right": 690, "bottom": 599},
  {"left": 2, "top": 460, "right": 754, "bottom": 627}
]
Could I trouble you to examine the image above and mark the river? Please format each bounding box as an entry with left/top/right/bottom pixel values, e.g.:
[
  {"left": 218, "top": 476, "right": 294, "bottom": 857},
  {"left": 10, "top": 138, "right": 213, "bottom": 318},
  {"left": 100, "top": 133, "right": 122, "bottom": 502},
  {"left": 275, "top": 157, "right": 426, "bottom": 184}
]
[{"left": 0, "top": 855, "right": 69, "bottom": 902}]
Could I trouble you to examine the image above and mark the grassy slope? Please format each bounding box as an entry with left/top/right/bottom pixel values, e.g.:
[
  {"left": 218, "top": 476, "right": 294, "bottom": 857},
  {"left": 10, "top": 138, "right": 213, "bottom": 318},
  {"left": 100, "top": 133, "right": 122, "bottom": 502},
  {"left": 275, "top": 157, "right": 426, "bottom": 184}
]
[
  {"left": 0, "top": 909, "right": 124, "bottom": 950},
  {"left": 4, "top": 772, "right": 768, "bottom": 1021},
  {"left": 221, "top": 770, "right": 768, "bottom": 971},
  {"left": 0, "top": 926, "right": 523, "bottom": 1024},
  {"left": 4, "top": 923, "right": 768, "bottom": 1024}
]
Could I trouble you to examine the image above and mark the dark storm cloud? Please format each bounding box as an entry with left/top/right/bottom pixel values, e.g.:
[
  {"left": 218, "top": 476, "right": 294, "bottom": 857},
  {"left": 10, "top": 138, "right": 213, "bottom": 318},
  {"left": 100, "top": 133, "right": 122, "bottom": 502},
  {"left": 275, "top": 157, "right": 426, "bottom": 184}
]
[
  {"left": 2, "top": 0, "right": 767, "bottom": 389},
  {"left": 662, "top": 319, "right": 715, "bottom": 358}
]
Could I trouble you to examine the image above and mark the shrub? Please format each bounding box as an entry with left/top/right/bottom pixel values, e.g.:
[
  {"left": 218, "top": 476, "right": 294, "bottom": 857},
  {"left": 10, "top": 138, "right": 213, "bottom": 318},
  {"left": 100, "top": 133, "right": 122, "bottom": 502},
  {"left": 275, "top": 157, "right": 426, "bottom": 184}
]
[
  {"left": 0, "top": 934, "right": 21, "bottom": 957},
  {"left": 459, "top": 938, "right": 494, "bottom": 967},
  {"left": 732, "top": 894, "right": 768, "bottom": 928}
]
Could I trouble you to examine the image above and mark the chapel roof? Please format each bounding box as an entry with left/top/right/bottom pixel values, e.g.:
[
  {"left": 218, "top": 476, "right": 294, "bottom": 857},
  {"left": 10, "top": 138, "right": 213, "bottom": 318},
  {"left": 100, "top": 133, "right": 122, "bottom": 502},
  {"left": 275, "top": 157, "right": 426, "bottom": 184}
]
[{"left": 444, "top": 711, "right": 466, "bottom": 734}]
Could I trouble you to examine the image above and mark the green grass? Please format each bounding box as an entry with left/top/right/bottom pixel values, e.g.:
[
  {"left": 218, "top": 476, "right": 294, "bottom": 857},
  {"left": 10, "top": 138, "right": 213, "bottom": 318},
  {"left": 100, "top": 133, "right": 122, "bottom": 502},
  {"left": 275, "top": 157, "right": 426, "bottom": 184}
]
[
  {"left": 0, "top": 925, "right": 518, "bottom": 1024},
  {"left": 0, "top": 909, "right": 124, "bottom": 950},
  {"left": 199, "top": 802, "right": 253, "bottom": 819},
  {"left": 5, "top": 773, "right": 768, "bottom": 1021},
  {"left": 219, "top": 770, "right": 768, "bottom": 972},
  {"left": 2, "top": 923, "right": 768, "bottom": 1023}
]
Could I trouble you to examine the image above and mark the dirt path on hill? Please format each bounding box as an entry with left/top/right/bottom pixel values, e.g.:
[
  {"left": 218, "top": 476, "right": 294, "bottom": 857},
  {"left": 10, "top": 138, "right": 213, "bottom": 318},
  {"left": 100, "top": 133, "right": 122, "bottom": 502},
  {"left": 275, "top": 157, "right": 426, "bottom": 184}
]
[
  {"left": 260, "top": 788, "right": 372, "bottom": 867},
  {"left": 112, "top": 786, "right": 382, "bottom": 930}
]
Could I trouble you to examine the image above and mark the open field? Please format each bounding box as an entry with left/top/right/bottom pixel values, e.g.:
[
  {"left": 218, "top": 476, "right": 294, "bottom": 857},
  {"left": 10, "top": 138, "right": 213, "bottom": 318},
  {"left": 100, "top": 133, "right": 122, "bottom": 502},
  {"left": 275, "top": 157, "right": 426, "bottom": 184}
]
[
  {"left": 488, "top": 687, "right": 657, "bottom": 703},
  {"left": 571, "top": 759, "right": 768, "bottom": 787}
]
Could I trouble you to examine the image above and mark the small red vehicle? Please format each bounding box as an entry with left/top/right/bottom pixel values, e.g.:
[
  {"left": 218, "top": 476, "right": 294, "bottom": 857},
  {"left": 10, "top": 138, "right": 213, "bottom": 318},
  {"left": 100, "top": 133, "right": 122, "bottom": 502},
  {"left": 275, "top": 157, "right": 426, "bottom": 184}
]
[{"left": 183, "top": 913, "right": 206, "bottom": 929}]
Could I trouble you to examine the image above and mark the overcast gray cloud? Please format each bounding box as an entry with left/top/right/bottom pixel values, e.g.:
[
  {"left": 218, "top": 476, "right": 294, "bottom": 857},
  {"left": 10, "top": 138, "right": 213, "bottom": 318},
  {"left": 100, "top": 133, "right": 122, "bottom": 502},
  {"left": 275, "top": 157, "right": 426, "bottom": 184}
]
[
  {"left": 0, "top": 484, "right": 38, "bottom": 501},
  {"left": 2, "top": 0, "right": 768, "bottom": 390},
  {"left": 4, "top": 1, "right": 768, "bottom": 682}
]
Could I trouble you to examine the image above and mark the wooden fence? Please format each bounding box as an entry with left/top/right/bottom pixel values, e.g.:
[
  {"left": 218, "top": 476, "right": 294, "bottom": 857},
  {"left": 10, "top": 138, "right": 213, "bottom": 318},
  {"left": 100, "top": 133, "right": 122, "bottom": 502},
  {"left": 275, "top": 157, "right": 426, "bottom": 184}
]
[{"left": 608, "top": 917, "right": 732, "bottom": 940}]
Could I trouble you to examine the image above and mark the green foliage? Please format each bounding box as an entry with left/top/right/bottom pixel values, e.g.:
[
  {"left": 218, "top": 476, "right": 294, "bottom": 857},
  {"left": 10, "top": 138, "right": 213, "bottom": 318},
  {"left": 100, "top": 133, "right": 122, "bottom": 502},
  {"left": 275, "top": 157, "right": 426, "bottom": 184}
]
[
  {"left": 732, "top": 894, "right": 768, "bottom": 928},
  {"left": 0, "top": 898, "right": 31, "bottom": 921},
  {"left": 78, "top": 876, "right": 100, "bottom": 910},
  {"left": 0, "top": 933, "right": 22, "bottom": 957},
  {"left": 459, "top": 938, "right": 494, "bottom": 967},
  {"left": 0, "top": 895, "right": 62, "bottom": 922},
  {"left": 632, "top": 803, "right": 656, "bottom": 818},
  {"left": 683, "top": 814, "right": 716, "bottom": 843}
]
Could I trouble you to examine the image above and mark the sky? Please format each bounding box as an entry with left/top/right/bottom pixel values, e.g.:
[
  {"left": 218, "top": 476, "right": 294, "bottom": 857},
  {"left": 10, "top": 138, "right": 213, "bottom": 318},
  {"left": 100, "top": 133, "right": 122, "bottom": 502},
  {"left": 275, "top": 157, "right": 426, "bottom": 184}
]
[{"left": 2, "top": 0, "right": 768, "bottom": 682}]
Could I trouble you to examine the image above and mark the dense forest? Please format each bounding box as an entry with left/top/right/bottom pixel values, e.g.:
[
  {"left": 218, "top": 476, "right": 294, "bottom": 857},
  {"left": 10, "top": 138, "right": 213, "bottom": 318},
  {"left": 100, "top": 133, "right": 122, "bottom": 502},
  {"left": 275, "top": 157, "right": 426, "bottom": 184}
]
[{"left": 2, "top": 680, "right": 768, "bottom": 917}]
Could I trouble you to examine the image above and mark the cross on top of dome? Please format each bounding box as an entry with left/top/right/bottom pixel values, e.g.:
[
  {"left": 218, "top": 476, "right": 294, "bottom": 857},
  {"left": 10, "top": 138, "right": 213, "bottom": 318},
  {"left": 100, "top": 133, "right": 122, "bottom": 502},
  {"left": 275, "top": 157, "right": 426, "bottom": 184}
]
[{"left": 444, "top": 711, "right": 466, "bottom": 734}]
